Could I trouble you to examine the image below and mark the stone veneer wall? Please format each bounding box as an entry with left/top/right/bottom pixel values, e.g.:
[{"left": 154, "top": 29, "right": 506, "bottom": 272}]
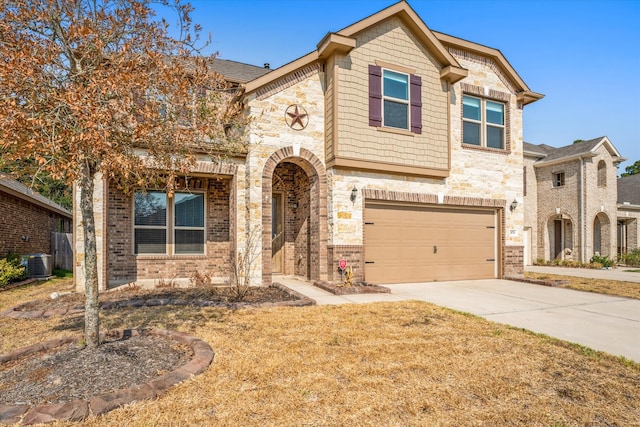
[
  {"left": 244, "top": 17, "right": 528, "bottom": 285},
  {"left": 523, "top": 156, "right": 538, "bottom": 265},
  {"left": 247, "top": 66, "right": 327, "bottom": 286}
]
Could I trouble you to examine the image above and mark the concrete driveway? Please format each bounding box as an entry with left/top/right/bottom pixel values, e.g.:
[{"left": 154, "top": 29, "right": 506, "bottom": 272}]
[{"left": 280, "top": 277, "right": 640, "bottom": 362}]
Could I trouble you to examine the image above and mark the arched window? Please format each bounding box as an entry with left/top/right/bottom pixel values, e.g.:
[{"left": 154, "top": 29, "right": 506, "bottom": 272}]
[{"left": 597, "top": 160, "right": 607, "bottom": 187}]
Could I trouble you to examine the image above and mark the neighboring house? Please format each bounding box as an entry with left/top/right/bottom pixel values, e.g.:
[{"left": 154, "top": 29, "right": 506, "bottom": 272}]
[
  {"left": 617, "top": 173, "right": 640, "bottom": 254},
  {"left": 523, "top": 137, "right": 628, "bottom": 264},
  {"left": 0, "top": 173, "right": 72, "bottom": 257},
  {"left": 75, "top": 1, "right": 544, "bottom": 290}
]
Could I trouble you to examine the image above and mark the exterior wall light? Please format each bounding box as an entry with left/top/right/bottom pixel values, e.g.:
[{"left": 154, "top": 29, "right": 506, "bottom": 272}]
[
  {"left": 510, "top": 199, "right": 518, "bottom": 211},
  {"left": 350, "top": 187, "right": 358, "bottom": 202}
]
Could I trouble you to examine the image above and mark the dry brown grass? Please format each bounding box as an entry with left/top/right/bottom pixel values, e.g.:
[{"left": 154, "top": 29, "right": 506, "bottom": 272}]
[
  {"left": 1, "top": 279, "right": 639, "bottom": 426},
  {"left": 525, "top": 271, "right": 640, "bottom": 300}
]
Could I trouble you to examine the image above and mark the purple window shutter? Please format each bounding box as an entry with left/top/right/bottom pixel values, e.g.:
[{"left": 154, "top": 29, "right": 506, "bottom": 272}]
[
  {"left": 369, "top": 65, "right": 382, "bottom": 127},
  {"left": 410, "top": 74, "right": 422, "bottom": 134}
]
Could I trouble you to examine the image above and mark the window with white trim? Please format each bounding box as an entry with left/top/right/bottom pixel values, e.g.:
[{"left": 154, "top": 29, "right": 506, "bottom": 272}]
[
  {"left": 134, "top": 191, "right": 205, "bottom": 255},
  {"left": 462, "top": 95, "right": 505, "bottom": 149},
  {"left": 382, "top": 69, "right": 410, "bottom": 130},
  {"left": 368, "top": 65, "right": 422, "bottom": 133}
]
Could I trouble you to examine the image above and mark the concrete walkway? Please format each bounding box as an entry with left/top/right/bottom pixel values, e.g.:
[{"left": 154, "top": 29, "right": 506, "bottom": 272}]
[
  {"left": 277, "top": 276, "right": 640, "bottom": 362},
  {"left": 525, "top": 265, "right": 640, "bottom": 282}
]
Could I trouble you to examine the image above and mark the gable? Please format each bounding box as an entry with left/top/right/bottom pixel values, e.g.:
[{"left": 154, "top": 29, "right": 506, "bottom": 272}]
[
  {"left": 243, "top": 1, "right": 467, "bottom": 97},
  {"left": 329, "top": 15, "right": 450, "bottom": 175}
]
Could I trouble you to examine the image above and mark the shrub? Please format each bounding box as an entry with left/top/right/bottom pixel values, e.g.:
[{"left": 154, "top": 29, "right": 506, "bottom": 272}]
[
  {"left": 619, "top": 248, "right": 640, "bottom": 267},
  {"left": 0, "top": 258, "right": 27, "bottom": 287},
  {"left": 53, "top": 269, "right": 73, "bottom": 278},
  {"left": 590, "top": 254, "right": 614, "bottom": 268}
]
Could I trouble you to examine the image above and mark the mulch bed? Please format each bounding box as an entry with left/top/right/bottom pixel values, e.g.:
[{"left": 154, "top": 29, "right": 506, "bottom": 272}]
[
  {"left": 1, "top": 283, "right": 314, "bottom": 319},
  {"left": 314, "top": 281, "right": 390, "bottom": 295},
  {"left": 0, "top": 283, "right": 313, "bottom": 424},
  {"left": 0, "top": 329, "right": 214, "bottom": 425}
]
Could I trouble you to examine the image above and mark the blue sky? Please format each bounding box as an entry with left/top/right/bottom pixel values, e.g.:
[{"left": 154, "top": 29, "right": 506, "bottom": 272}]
[{"left": 167, "top": 0, "right": 640, "bottom": 172}]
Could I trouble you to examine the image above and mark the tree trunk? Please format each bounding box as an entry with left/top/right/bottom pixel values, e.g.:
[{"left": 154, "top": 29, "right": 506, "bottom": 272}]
[{"left": 79, "top": 167, "right": 100, "bottom": 347}]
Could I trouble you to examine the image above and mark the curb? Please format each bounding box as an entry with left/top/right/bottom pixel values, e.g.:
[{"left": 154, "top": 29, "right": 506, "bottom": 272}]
[{"left": 0, "top": 329, "right": 214, "bottom": 425}]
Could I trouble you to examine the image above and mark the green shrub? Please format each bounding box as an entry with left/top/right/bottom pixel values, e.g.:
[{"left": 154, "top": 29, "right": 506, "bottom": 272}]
[
  {"left": 53, "top": 269, "right": 73, "bottom": 278},
  {"left": 619, "top": 248, "right": 640, "bottom": 267},
  {"left": 0, "top": 258, "right": 27, "bottom": 287},
  {"left": 589, "top": 254, "right": 614, "bottom": 268}
]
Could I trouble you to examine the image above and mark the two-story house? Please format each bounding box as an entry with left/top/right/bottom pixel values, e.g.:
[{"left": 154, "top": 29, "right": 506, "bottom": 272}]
[
  {"left": 523, "top": 137, "right": 627, "bottom": 264},
  {"left": 617, "top": 173, "right": 640, "bottom": 255},
  {"left": 75, "top": 1, "right": 543, "bottom": 290}
]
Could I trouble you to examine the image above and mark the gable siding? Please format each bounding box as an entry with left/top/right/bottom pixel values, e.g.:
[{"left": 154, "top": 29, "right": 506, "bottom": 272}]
[{"left": 336, "top": 17, "right": 449, "bottom": 170}]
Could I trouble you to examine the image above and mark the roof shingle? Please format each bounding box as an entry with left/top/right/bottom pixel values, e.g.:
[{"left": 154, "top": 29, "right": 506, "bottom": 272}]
[
  {"left": 618, "top": 173, "right": 640, "bottom": 205},
  {"left": 207, "top": 58, "right": 272, "bottom": 84},
  {"left": 0, "top": 173, "right": 71, "bottom": 218}
]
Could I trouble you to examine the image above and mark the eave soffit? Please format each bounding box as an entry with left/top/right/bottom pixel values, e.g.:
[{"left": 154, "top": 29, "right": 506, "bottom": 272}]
[{"left": 432, "top": 30, "right": 544, "bottom": 105}]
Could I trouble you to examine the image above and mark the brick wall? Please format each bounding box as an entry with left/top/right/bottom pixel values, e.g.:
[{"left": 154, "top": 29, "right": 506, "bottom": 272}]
[
  {"left": 533, "top": 147, "right": 619, "bottom": 262},
  {"left": 273, "top": 162, "right": 312, "bottom": 278},
  {"left": 504, "top": 246, "right": 524, "bottom": 276},
  {"left": 327, "top": 245, "right": 364, "bottom": 283},
  {"left": 105, "top": 179, "right": 232, "bottom": 287},
  {"left": 0, "top": 191, "right": 71, "bottom": 257}
]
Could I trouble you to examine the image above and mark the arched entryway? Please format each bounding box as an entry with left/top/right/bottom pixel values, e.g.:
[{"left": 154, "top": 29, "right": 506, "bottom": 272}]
[
  {"left": 261, "top": 147, "right": 327, "bottom": 286},
  {"left": 593, "top": 212, "right": 611, "bottom": 257},
  {"left": 546, "top": 213, "right": 575, "bottom": 260}
]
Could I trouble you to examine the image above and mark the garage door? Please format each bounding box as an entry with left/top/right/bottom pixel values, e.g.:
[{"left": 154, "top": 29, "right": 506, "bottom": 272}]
[{"left": 364, "top": 202, "right": 497, "bottom": 284}]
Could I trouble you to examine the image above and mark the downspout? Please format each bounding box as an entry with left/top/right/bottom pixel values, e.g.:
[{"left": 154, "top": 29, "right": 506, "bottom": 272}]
[{"left": 579, "top": 155, "right": 585, "bottom": 262}]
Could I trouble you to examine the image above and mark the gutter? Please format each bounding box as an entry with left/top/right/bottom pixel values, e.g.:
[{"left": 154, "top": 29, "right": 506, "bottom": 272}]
[{"left": 533, "top": 152, "right": 597, "bottom": 168}]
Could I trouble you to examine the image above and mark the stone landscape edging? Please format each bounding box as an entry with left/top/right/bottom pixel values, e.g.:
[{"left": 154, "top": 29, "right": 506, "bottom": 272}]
[
  {"left": 313, "top": 281, "right": 391, "bottom": 295},
  {"left": 0, "top": 328, "right": 214, "bottom": 425},
  {"left": 0, "top": 283, "right": 316, "bottom": 320}
]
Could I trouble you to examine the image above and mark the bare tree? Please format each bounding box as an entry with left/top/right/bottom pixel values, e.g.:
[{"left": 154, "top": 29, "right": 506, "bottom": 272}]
[{"left": 0, "top": 0, "right": 246, "bottom": 347}]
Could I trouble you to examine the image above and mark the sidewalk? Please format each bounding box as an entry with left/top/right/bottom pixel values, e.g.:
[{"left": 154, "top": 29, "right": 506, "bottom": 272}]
[
  {"left": 525, "top": 265, "right": 640, "bottom": 282},
  {"left": 275, "top": 275, "right": 640, "bottom": 362}
]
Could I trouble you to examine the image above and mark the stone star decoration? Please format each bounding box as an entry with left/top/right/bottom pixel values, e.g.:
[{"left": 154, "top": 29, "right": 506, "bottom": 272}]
[{"left": 285, "top": 104, "right": 309, "bottom": 130}]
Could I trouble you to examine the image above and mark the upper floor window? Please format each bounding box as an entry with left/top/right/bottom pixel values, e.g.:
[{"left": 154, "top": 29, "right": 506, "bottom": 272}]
[
  {"left": 134, "top": 190, "right": 205, "bottom": 255},
  {"left": 462, "top": 95, "right": 505, "bottom": 149},
  {"left": 597, "top": 160, "right": 607, "bottom": 187},
  {"left": 382, "top": 70, "right": 409, "bottom": 130},
  {"left": 553, "top": 172, "right": 565, "bottom": 188},
  {"left": 369, "top": 64, "right": 422, "bottom": 134}
]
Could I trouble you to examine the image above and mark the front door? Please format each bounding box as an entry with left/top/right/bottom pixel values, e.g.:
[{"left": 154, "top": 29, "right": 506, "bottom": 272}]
[
  {"left": 554, "top": 219, "right": 563, "bottom": 259},
  {"left": 271, "top": 192, "right": 284, "bottom": 273}
]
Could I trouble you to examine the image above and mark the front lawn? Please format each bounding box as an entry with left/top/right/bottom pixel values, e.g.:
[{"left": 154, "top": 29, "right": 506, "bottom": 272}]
[
  {"left": 1, "top": 279, "right": 638, "bottom": 426},
  {"left": 525, "top": 271, "right": 640, "bottom": 300}
]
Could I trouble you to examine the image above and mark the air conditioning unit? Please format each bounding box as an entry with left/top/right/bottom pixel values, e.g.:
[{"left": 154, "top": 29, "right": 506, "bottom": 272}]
[{"left": 22, "top": 254, "right": 53, "bottom": 278}]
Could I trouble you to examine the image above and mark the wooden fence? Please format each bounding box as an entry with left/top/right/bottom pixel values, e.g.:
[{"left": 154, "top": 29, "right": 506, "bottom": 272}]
[{"left": 51, "top": 232, "right": 73, "bottom": 271}]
